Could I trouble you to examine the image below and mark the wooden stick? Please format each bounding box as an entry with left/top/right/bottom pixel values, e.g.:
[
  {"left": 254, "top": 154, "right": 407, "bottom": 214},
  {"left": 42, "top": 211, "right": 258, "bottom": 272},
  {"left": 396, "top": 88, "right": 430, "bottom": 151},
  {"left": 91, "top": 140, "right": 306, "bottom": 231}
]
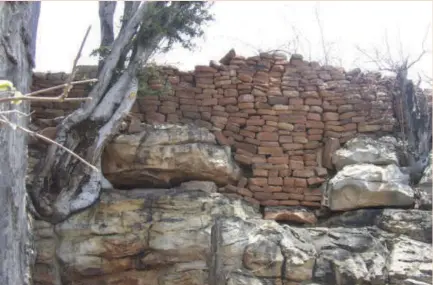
[
  {"left": 27, "top": 78, "right": 97, "bottom": 97},
  {"left": 0, "top": 114, "right": 99, "bottom": 172},
  {"left": 0, "top": 94, "right": 92, "bottom": 104},
  {"left": 60, "top": 25, "right": 92, "bottom": 100}
]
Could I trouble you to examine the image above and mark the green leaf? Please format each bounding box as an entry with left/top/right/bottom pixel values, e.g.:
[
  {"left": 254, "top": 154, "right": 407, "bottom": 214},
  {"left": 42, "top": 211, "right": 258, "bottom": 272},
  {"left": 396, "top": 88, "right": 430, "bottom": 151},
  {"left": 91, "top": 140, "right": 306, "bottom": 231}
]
[{"left": 0, "top": 80, "right": 14, "bottom": 92}]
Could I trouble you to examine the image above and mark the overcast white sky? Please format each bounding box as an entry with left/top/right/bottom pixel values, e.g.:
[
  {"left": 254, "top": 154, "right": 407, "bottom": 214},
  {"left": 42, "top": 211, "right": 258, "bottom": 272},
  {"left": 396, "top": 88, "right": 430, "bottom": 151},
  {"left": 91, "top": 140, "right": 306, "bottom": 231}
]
[{"left": 35, "top": 1, "right": 432, "bottom": 84}]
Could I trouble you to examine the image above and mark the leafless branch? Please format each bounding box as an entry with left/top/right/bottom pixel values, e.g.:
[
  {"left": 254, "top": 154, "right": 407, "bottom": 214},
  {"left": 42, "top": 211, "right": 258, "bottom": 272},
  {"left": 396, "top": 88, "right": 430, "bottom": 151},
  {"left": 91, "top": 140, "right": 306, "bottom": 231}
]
[
  {"left": 0, "top": 92, "right": 92, "bottom": 104},
  {"left": 60, "top": 25, "right": 92, "bottom": 100},
  {"left": 0, "top": 78, "right": 97, "bottom": 104},
  {"left": 314, "top": 2, "right": 329, "bottom": 65},
  {"left": 0, "top": 110, "right": 34, "bottom": 117},
  {"left": 355, "top": 23, "right": 431, "bottom": 73},
  {"left": 0, "top": 113, "right": 98, "bottom": 172},
  {"left": 407, "top": 22, "right": 430, "bottom": 70},
  {"left": 27, "top": 78, "right": 97, "bottom": 97}
]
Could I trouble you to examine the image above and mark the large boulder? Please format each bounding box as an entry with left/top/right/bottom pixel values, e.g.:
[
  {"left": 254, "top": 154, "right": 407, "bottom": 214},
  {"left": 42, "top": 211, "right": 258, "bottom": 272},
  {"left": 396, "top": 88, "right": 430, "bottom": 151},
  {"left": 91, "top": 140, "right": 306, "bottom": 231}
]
[
  {"left": 332, "top": 136, "right": 400, "bottom": 170},
  {"left": 326, "top": 163, "right": 415, "bottom": 211},
  {"left": 102, "top": 124, "right": 242, "bottom": 188}
]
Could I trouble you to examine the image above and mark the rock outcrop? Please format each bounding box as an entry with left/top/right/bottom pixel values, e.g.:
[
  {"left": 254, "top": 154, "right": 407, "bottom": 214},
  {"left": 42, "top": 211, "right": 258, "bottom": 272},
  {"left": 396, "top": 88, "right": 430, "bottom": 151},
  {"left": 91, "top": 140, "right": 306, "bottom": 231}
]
[
  {"left": 326, "top": 163, "right": 414, "bottom": 211},
  {"left": 332, "top": 136, "right": 400, "bottom": 170},
  {"left": 102, "top": 124, "right": 242, "bottom": 188},
  {"left": 33, "top": 181, "right": 432, "bottom": 285},
  {"left": 323, "top": 136, "right": 421, "bottom": 211}
]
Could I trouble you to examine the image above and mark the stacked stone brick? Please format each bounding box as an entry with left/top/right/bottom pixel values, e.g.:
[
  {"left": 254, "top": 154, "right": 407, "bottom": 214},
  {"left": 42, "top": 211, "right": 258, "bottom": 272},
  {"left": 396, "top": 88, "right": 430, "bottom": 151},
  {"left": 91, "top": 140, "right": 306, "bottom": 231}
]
[{"left": 30, "top": 51, "right": 402, "bottom": 208}]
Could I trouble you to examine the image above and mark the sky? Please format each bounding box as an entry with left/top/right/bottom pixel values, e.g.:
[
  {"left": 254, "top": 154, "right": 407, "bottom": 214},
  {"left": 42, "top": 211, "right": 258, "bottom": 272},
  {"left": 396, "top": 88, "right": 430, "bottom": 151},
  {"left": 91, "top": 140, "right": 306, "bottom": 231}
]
[{"left": 35, "top": 1, "right": 432, "bottom": 85}]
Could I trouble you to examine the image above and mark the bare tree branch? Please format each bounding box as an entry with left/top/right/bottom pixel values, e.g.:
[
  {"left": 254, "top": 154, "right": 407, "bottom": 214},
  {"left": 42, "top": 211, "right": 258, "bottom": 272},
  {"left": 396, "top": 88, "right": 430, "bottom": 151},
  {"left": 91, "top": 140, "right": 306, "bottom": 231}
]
[
  {"left": 0, "top": 77, "right": 98, "bottom": 104},
  {"left": 26, "top": 78, "right": 97, "bottom": 97},
  {"left": 60, "top": 25, "right": 91, "bottom": 100},
  {"left": 0, "top": 95, "right": 91, "bottom": 104},
  {"left": 314, "top": 2, "right": 329, "bottom": 65},
  {"left": 356, "top": 23, "right": 431, "bottom": 73},
  {"left": 0, "top": 113, "right": 98, "bottom": 172}
]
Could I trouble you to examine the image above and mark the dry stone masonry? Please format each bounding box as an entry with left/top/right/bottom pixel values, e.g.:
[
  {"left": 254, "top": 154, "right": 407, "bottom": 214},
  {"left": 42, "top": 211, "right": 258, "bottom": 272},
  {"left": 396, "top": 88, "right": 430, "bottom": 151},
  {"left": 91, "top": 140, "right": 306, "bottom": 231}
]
[
  {"left": 28, "top": 50, "right": 433, "bottom": 285},
  {"left": 30, "top": 50, "right": 428, "bottom": 209}
]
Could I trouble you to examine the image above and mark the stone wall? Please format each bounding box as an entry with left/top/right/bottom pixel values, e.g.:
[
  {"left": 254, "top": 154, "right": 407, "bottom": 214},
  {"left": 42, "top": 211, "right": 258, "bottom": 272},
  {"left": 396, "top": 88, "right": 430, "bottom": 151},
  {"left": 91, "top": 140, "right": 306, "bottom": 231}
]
[{"left": 30, "top": 51, "right": 402, "bottom": 208}]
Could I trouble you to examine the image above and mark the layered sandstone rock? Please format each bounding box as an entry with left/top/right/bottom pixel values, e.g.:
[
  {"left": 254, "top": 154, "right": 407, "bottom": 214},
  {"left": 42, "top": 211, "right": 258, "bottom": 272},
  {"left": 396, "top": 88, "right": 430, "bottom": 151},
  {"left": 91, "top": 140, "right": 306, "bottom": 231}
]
[
  {"left": 102, "top": 124, "right": 242, "bottom": 188},
  {"left": 33, "top": 181, "right": 432, "bottom": 285}
]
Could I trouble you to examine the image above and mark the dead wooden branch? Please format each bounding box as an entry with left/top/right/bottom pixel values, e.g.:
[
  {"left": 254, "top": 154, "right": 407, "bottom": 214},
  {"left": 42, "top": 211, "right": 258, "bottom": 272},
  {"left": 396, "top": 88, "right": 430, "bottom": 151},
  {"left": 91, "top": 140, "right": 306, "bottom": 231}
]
[
  {"left": 0, "top": 78, "right": 97, "bottom": 103},
  {"left": 0, "top": 113, "right": 98, "bottom": 172},
  {"left": 60, "top": 25, "right": 92, "bottom": 100},
  {"left": 27, "top": 78, "right": 97, "bottom": 97},
  {"left": 0, "top": 92, "right": 92, "bottom": 103}
]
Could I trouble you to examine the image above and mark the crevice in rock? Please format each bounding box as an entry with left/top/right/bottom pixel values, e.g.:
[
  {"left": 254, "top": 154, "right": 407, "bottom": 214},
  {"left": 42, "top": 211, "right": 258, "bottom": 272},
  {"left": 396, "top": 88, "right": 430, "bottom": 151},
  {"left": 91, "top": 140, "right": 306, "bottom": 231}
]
[{"left": 208, "top": 216, "right": 224, "bottom": 285}]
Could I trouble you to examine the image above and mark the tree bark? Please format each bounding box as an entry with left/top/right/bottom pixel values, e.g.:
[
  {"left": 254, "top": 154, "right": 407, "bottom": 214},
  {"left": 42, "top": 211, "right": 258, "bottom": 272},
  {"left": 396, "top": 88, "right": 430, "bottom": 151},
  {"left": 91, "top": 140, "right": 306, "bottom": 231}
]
[
  {"left": 0, "top": 2, "right": 40, "bottom": 284},
  {"left": 98, "top": 1, "right": 116, "bottom": 72},
  {"left": 29, "top": 2, "right": 151, "bottom": 223},
  {"left": 29, "top": 1, "right": 204, "bottom": 224},
  {"left": 394, "top": 71, "right": 432, "bottom": 183}
]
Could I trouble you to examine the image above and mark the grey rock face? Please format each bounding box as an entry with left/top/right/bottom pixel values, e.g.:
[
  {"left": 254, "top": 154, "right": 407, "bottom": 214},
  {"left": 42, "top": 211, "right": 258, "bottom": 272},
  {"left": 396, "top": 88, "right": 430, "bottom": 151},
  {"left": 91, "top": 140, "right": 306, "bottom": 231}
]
[
  {"left": 332, "top": 136, "right": 400, "bottom": 170},
  {"left": 33, "top": 182, "right": 432, "bottom": 285},
  {"left": 376, "top": 209, "right": 432, "bottom": 243},
  {"left": 309, "top": 227, "right": 389, "bottom": 285},
  {"left": 326, "top": 163, "right": 414, "bottom": 211}
]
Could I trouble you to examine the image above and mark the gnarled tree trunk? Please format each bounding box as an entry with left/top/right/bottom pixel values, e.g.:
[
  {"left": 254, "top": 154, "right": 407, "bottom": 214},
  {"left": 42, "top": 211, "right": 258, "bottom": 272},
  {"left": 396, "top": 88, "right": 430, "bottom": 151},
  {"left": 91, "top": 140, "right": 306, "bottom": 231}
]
[
  {"left": 0, "top": 2, "right": 40, "bottom": 284},
  {"left": 29, "top": 1, "right": 212, "bottom": 224},
  {"left": 29, "top": 2, "right": 156, "bottom": 224}
]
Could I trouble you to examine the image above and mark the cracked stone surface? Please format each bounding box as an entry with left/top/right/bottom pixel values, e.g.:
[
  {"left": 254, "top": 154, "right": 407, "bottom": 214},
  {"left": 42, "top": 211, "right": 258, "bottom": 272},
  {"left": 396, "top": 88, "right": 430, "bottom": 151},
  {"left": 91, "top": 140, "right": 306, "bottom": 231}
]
[
  {"left": 325, "top": 163, "right": 415, "bottom": 211},
  {"left": 102, "top": 123, "right": 242, "bottom": 188},
  {"left": 33, "top": 181, "right": 432, "bottom": 285}
]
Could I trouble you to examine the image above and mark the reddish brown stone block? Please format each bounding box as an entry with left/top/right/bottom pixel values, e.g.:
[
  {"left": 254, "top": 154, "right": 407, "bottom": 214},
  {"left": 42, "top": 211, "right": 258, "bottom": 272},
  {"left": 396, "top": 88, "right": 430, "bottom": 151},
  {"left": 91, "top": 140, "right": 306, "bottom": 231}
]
[
  {"left": 246, "top": 119, "right": 265, "bottom": 126},
  {"left": 249, "top": 178, "right": 268, "bottom": 186},
  {"left": 279, "top": 136, "right": 293, "bottom": 143},
  {"left": 268, "top": 177, "right": 283, "bottom": 186},
  {"left": 237, "top": 187, "right": 254, "bottom": 197},
  {"left": 257, "top": 132, "right": 279, "bottom": 141},
  {"left": 267, "top": 156, "right": 289, "bottom": 164},
  {"left": 253, "top": 168, "right": 268, "bottom": 177},
  {"left": 287, "top": 193, "right": 304, "bottom": 200},
  {"left": 294, "top": 178, "right": 308, "bottom": 188},
  {"left": 261, "top": 200, "right": 280, "bottom": 206},
  {"left": 323, "top": 112, "right": 339, "bottom": 121},
  {"left": 282, "top": 143, "right": 304, "bottom": 150},
  {"left": 258, "top": 147, "right": 284, "bottom": 156},
  {"left": 272, "top": 192, "right": 290, "bottom": 200},
  {"left": 279, "top": 200, "right": 301, "bottom": 206},
  {"left": 254, "top": 192, "right": 274, "bottom": 201},
  {"left": 307, "top": 177, "right": 326, "bottom": 185}
]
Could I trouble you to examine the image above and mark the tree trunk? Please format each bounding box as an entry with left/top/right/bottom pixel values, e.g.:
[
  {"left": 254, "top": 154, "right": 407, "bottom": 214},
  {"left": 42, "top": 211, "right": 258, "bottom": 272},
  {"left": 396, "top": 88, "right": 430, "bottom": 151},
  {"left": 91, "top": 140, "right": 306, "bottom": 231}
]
[
  {"left": 98, "top": 1, "right": 116, "bottom": 72},
  {"left": 29, "top": 3, "right": 151, "bottom": 224},
  {"left": 29, "top": 1, "right": 204, "bottom": 224},
  {"left": 0, "top": 2, "right": 40, "bottom": 284}
]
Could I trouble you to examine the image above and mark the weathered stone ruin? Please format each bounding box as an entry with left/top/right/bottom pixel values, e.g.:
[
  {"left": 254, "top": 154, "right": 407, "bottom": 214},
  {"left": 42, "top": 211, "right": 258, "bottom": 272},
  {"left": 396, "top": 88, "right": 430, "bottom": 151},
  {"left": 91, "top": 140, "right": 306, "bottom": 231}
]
[{"left": 28, "top": 50, "right": 432, "bottom": 285}]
